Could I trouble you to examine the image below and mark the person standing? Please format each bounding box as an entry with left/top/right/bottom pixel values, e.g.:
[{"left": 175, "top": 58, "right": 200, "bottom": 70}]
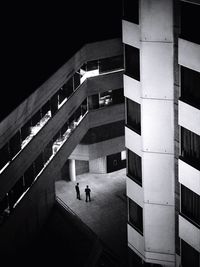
[
  {"left": 75, "top": 182, "right": 81, "bottom": 200},
  {"left": 85, "top": 185, "right": 91, "bottom": 202}
]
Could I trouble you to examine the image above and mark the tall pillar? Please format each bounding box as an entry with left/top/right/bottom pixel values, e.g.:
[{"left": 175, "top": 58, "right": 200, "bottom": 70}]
[
  {"left": 140, "top": 0, "right": 175, "bottom": 265},
  {"left": 69, "top": 159, "right": 76, "bottom": 181}
]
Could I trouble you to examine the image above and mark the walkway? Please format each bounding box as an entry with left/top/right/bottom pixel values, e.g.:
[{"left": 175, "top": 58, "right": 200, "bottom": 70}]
[{"left": 55, "top": 168, "right": 128, "bottom": 265}]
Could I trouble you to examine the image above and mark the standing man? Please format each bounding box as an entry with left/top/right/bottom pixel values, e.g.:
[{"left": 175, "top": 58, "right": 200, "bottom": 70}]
[
  {"left": 85, "top": 185, "right": 91, "bottom": 202},
  {"left": 75, "top": 182, "right": 81, "bottom": 200}
]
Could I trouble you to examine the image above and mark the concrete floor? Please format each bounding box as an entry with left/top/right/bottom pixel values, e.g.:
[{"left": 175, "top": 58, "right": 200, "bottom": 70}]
[{"left": 55, "top": 168, "right": 128, "bottom": 265}]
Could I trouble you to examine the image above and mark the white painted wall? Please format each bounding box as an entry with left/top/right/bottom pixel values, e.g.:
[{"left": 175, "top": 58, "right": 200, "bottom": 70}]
[
  {"left": 178, "top": 100, "right": 200, "bottom": 136},
  {"left": 126, "top": 176, "right": 143, "bottom": 207},
  {"left": 125, "top": 126, "right": 142, "bottom": 157},
  {"left": 143, "top": 152, "right": 175, "bottom": 205},
  {"left": 124, "top": 75, "right": 141, "bottom": 104},
  {"left": 141, "top": 98, "right": 174, "bottom": 154},
  {"left": 140, "top": 42, "right": 174, "bottom": 100},
  {"left": 178, "top": 38, "right": 200, "bottom": 73},
  {"left": 179, "top": 159, "right": 200, "bottom": 195},
  {"left": 179, "top": 215, "right": 200, "bottom": 253},
  {"left": 122, "top": 20, "right": 140, "bottom": 49}
]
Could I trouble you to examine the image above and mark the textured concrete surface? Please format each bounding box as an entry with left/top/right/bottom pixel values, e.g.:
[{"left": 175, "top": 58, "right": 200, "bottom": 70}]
[{"left": 55, "top": 168, "right": 128, "bottom": 264}]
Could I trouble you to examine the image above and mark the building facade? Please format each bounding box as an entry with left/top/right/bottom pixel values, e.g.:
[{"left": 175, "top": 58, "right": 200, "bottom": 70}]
[
  {"left": 123, "top": 0, "right": 200, "bottom": 266},
  {"left": 0, "top": 38, "right": 125, "bottom": 257}
]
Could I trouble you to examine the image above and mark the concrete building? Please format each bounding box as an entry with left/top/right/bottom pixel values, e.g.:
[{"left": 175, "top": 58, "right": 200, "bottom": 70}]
[
  {"left": 123, "top": 0, "right": 200, "bottom": 266},
  {"left": 0, "top": 1, "right": 200, "bottom": 266},
  {"left": 0, "top": 38, "right": 125, "bottom": 260}
]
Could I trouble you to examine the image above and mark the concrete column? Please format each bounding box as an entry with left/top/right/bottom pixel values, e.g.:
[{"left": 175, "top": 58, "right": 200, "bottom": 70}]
[{"left": 69, "top": 159, "right": 76, "bottom": 181}]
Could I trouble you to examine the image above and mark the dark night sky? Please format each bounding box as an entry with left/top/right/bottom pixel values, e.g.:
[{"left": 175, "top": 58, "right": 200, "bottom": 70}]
[{"left": 1, "top": 1, "right": 122, "bottom": 121}]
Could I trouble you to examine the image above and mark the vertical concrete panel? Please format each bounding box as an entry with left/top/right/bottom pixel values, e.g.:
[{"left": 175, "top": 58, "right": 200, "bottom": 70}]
[
  {"left": 143, "top": 153, "right": 175, "bottom": 205},
  {"left": 144, "top": 204, "right": 175, "bottom": 254},
  {"left": 140, "top": 0, "right": 173, "bottom": 42},
  {"left": 141, "top": 42, "right": 174, "bottom": 99},
  {"left": 141, "top": 99, "right": 174, "bottom": 154}
]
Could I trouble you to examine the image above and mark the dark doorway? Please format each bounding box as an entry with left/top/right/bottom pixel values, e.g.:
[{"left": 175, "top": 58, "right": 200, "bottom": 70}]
[{"left": 107, "top": 152, "right": 126, "bottom": 173}]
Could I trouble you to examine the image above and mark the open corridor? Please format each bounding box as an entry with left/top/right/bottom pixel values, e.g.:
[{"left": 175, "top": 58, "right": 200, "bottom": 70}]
[{"left": 55, "top": 168, "right": 128, "bottom": 264}]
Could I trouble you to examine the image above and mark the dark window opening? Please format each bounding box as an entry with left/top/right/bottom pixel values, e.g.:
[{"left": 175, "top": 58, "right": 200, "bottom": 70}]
[
  {"left": 9, "top": 131, "right": 21, "bottom": 159},
  {"left": 24, "top": 164, "right": 35, "bottom": 189},
  {"left": 125, "top": 44, "right": 140, "bottom": 81},
  {"left": 180, "top": 127, "right": 200, "bottom": 170},
  {"left": 88, "top": 94, "right": 99, "bottom": 110},
  {"left": 126, "top": 98, "right": 141, "bottom": 134},
  {"left": 0, "top": 143, "right": 10, "bottom": 171},
  {"left": 43, "top": 141, "right": 53, "bottom": 164},
  {"left": 21, "top": 120, "right": 31, "bottom": 141},
  {"left": 128, "top": 198, "right": 143, "bottom": 234},
  {"left": 34, "top": 153, "right": 44, "bottom": 177},
  {"left": 181, "top": 185, "right": 200, "bottom": 226},
  {"left": 74, "top": 72, "right": 81, "bottom": 90},
  {"left": 63, "top": 77, "right": 74, "bottom": 98},
  {"left": 180, "top": 66, "right": 200, "bottom": 109},
  {"left": 41, "top": 101, "right": 51, "bottom": 117},
  {"left": 8, "top": 177, "right": 24, "bottom": 209},
  {"left": 127, "top": 149, "right": 142, "bottom": 185},
  {"left": 181, "top": 239, "right": 200, "bottom": 267},
  {"left": 180, "top": 2, "right": 200, "bottom": 45},
  {"left": 31, "top": 110, "right": 42, "bottom": 127},
  {"left": 50, "top": 92, "right": 59, "bottom": 116},
  {"left": 112, "top": 88, "right": 124, "bottom": 105},
  {"left": 99, "top": 55, "right": 124, "bottom": 73},
  {"left": 123, "top": 0, "right": 139, "bottom": 24},
  {"left": 86, "top": 60, "right": 99, "bottom": 71}
]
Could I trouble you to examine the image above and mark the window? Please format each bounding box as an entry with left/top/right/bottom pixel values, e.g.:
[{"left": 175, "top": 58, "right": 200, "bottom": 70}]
[
  {"left": 34, "top": 153, "right": 44, "bottom": 177},
  {"left": 63, "top": 77, "right": 74, "bottom": 98},
  {"left": 99, "top": 55, "right": 124, "bottom": 73},
  {"left": 50, "top": 92, "right": 59, "bottom": 116},
  {"left": 112, "top": 88, "right": 124, "bottom": 105},
  {"left": 0, "top": 143, "right": 10, "bottom": 171},
  {"left": 8, "top": 177, "right": 25, "bottom": 209},
  {"left": 126, "top": 98, "right": 141, "bottom": 134},
  {"left": 125, "top": 44, "right": 140, "bottom": 81},
  {"left": 181, "top": 185, "right": 200, "bottom": 226},
  {"left": 181, "top": 239, "right": 200, "bottom": 267},
  {"left": 9, "top": 131, "right": 21, "bottom": 159},
  {"left": 123, "top": 0, "right": 139, "bottom": 24},
  {"left": 180, "top": 127, "right": 200, "bottom": 170},
  {"left": 128, "top": 198, "right": 143, "bottom": 234},
  {"left": 181, "top": 66, "right": 200, "bottom": 109},
  {"left": 88, "top": 94, "right": 99, "bottom": 110},
  {"left": 21, "top": 120, "right": 31, "bottom": 141},
  {"left": 99, "top": 91, "right": 113, "bottom": 107},
  {"left": 24, "top": 164, "right": 35, "bottom": 189},
  {"left": 127, "top": 149, "right": 142, "bottom": 185},
  {"left": 181, "top": 2, "right": 200, "bottom": 45}
]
